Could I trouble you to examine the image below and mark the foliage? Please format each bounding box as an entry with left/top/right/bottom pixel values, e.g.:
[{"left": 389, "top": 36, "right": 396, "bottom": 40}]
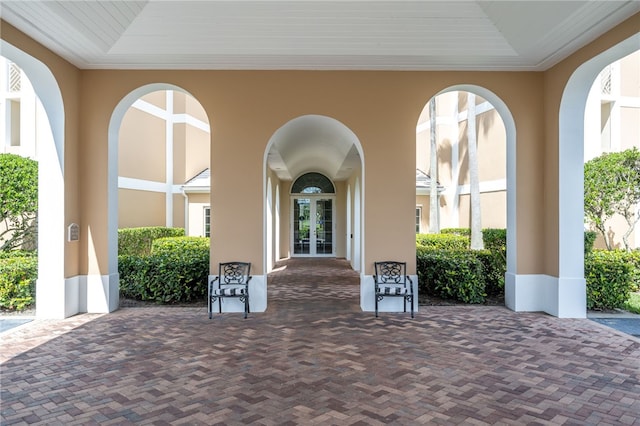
[
  {"left": 473, "top": 249, "right": 505, "bottom": 296},
  {"left": 0, "top": 253, "right": 37, "bottom": 311},
  {"left": 417, "top": 247, "right": 486, "bottom": 303},
  {"left": 623, "top": 292, "right": 640, "bottom": 315},
  {"left": 151, "top": 236, "right": 210, "bottom": 257},
  {"left": 626, "top": 250, "right": 640, "bottom": 292},
  {"left": 585, "top": 250, "right": 634, "bottom": 310},
  {"left": 416, "top": 233, "right": 469, "bottom": 250},
  {"left": 482, "top": 229, "right": 506, "bottom": 252},
  {"left": 584, "top": 230, "right": 597, "bottom": 255},
  {"left": 118, "top": 227, "right": 185, "bottom": 256},
  {"left": 0, "top": 154, "right": 38, "bottom": 251},
  {"left": 119, "top": 237, "right": 209, "bottom": 304},
  {"left": 584, "top": 148, "right": 640, "bottom": 250},
  {"left": 441, "top": 228, "right": 471, "bottom": 237}
]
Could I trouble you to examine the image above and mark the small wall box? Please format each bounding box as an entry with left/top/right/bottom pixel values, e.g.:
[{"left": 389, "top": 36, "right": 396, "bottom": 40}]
[{"left": 68, "top": 223, "right": 79, "bottom": 242}]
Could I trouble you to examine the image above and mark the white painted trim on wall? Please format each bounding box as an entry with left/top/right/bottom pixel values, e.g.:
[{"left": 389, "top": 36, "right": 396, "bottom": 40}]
[
  {"left": 132, "top": 98, "right": 169, "bottom": 120},
  {"left": 416, "top": 99, "right": 495, "bottom": 134},
  {"left": 505, "top": 273, "right": 586, "bottom": 318},
  {"left": 208, "top": 274, "right": 267, "bottom": 314},
  {"left": 174, "top": 113, "right": 210, "bottom": 132},
  {"left": 37, "top": 274, "right": 119, "bottom": 319},
  {"left": 360, "top": 275, "right": 419, "bottom": 314},
  {"left": 457, "top": 179, "right": 507, "bottom": 195}
]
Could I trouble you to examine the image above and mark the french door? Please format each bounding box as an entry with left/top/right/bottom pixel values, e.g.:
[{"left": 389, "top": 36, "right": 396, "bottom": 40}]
[{"left": 292, "top": 196, "right": 334, "bottom": 256}]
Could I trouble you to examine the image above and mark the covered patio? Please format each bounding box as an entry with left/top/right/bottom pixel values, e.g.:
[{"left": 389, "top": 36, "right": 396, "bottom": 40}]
[{"left": 2, "top": 259, "right": 639, "bottom": 424}]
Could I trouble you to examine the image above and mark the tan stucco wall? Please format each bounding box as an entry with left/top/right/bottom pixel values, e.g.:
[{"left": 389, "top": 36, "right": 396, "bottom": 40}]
[
  {"left": 542, "top": 12, "right": 640, "bottom": 275},
  {"left": 2, "top": 13, "right": 638, "bottom": 277},
  {"left": 186, "top": 193, "right": 209, "bottom": 237},
  {"left": 0, "top": 21, "right": 83, "bottom": 277},
  {"left": 119, "top": 108, "right": 166, "bottom": 181},
  {"left": 118, "top": 189, "right": 165, "bottom": 228}
]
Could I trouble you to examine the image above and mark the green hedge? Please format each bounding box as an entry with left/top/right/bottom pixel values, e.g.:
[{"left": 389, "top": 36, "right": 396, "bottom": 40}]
[
  {"left": 119, "top": 236, "right": 209, "bottom": 304},
  {"left": 441, "top": 228, "right": 471, "bottom": 236},
  {"left": 416, "top": 233, "right": 469, "bottom": 250},
  {"left": 585, "top": 250, "right": 634, "bottom": 310},
  {"left": 118, "top": 227, "right": 185, "bottom": 256},
  {"left": 584, "top": 230, "right": 597, "bottom": 255},
  {"left": 151, "top": 236, "right": 210, "bottom": 256},
  {"left": 417, "top": 247, "right": 486, "bottom": 303},
  {"left": 626, "top": 250, "right": 640, "bottom": 292},
  {"left": 0, "top": 254, "right": 37, "bottom": 310},
  {"left": 482, "top": 228, "right": 506, "bottom": 252}
]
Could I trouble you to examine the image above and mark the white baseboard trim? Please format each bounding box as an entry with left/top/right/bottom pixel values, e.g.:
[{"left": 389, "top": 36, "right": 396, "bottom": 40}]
[
  {"left": 505, "top": 273, "right": 586, "bottom": 318},
  {"left": 36, "top": 274, "right": 119, "bottom": 319},
  {"left": 360, "top": 274, "right": 419, "bottom": 314},
  {"left": 208, "top": 274, "right": 267, "bottom": 314}
]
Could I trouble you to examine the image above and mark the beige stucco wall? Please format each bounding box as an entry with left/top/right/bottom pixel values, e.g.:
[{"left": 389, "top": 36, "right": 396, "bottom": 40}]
[
  {"left": 119, "top": 108, "right": 166, "bottom": 181},
  {"left": 118, "top": 189, "right": 165, "bottom": 228},
  {"left": 117, "top": 89, "right": 210, "bottom": 233},
  {"left": 542, "top": 13, "right": 639, "bottom": 275},
  {"left": 2, "top": 13, "right": 638, "bottom": 278},
  {"left": 186, "top": 193, "right": 209, "bottom": 237},
  {"left": 0, "top": 21, "right": 83, "bottom": 277}
]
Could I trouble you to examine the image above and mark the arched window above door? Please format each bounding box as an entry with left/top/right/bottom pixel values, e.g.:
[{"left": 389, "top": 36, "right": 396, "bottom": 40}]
[{"left": 291, "top": 172, "right": 335, "bottom": 194}]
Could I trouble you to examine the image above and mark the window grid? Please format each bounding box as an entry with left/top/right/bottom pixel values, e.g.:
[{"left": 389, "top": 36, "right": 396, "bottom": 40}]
[{"left": 204, "top": 207, "right": 211, "bottom": 237}]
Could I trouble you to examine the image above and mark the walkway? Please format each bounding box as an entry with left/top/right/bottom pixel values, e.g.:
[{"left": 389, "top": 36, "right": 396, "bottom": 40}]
[{"left": 1, "top": 258, "right": 639, "bottom": 425}]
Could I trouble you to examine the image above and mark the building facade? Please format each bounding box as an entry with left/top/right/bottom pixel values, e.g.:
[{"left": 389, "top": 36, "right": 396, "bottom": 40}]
[{"left": 1, "top": 13, "right": 639, "bottom": 319}]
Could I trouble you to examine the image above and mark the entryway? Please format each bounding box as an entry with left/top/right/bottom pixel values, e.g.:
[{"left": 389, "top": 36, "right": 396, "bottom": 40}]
[{"left": 292, "top": 196, "right": 334, "bottom": 256}]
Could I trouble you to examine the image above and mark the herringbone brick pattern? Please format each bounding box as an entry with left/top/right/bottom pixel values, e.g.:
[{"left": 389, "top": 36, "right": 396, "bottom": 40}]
[{"left": 2, "top": 258, "right": 640, "bottom": 425}]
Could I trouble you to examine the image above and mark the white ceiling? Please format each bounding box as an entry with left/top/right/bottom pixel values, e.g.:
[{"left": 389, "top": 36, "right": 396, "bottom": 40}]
[
  {"left": 2, "top": 1, "right": 638, "bottom": 71},
  {"left": 2, "top": 0, "right": 638, "bottom": 181}
]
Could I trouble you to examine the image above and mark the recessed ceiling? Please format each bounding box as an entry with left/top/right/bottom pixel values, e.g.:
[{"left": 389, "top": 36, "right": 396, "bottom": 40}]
[
  {"left": 268, "top": 115, "right": 361, "bottom": 181},
  {"left": 1, "top": 1, "right": 638, "bottom": 71}
]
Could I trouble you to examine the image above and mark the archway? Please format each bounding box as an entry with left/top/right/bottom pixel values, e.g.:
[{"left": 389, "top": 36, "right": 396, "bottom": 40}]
[
  {"left": 1, "top": 41, "right": 67, "bottom": 318},
  {"left": 109, "top": 84, "right": 211, "bottom": 309},
  {"left": 556, "top": 33, "right": 640, "bottom": 318},
  {"left": 264, "top": 114, "right": 364, "bottom": 272},
  {"left": 417, "top": 85, "right": 516, "bottom": 304}
]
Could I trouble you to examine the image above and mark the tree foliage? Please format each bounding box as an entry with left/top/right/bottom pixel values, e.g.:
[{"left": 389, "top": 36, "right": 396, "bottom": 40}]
[
  {"left": 584, "top": 148, "right": 640, "bottom": 250},
  {"left": 0, "top": 154, "right": 38, "bottom": 251}
]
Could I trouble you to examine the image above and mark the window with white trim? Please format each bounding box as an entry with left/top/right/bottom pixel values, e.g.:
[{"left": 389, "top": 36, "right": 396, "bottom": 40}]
[
  {"left": 204, "top": 207, "right": 211, "bottom": 237},
  {"left": 416, "top": 206, "right": 422, "bottom": 233}
]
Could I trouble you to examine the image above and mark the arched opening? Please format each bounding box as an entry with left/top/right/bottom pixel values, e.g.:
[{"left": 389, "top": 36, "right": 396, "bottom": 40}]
[
  {"left": 416, "top": 86, "right": 515, "bottom": 305},
  {"left": 583, "top": 48, "right": 640, "bottom": 251},
  {"left": 556, "top": 33, "right": 640, "bottom": 318},
  {"left": 109, "top": 85, "right": 211, "bottom": 308},
  {"left": 416, "top": 90, "right": 507, "bottom": 234},
  {"left": 1, "top": 41, "right": 67, "bottom": 318},
  {"left": 264, "top": 114, "right": 364, "bottom": 270}
]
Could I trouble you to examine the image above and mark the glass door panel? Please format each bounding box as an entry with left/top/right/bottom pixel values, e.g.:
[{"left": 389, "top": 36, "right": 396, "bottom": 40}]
[
  {"left": 292, "top": 196, "right": 334, "bottom": 256},
  {"left": 315, "top": 199, "right": 333, "bottom": 254},
  {"left": 293, "top": 198, "right": 311, "bottom": 255}
]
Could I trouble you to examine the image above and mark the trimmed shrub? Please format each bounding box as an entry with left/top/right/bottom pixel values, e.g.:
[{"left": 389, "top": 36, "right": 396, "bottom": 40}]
[
  {"left": 416, "top": 233, "right": 469, "bottom": 250},
  {"left": 0, "top": 254, "right": 37, "bottom": 311},
  {"left": 585, "top": 250, "right": 634, "bottom": 310},
  {"left": 118, "top": 227, "right": 185, "bottom": 256},
  {"left": 119, "top": 237, "right": 209, "bottom": 304},
  {"left": 151, "top": 236, "right": 210, "bottom": 256},
  {"left": 473, "top": 249, "right": 505, "bottom": 297},
  {"left": 417, "top": 247, "right": 486, "bottom": 303},
  {"left": 441, "top": 228, "right": 471, "bottom": 237},
  {"left": 584, "top": 230, "right": 597, "bottom": 255},
  {"left": 625, "top": 250, "right": 640, "bottom": 292},
  {"left": 482, "top": 228, "right": 506, "bottom": 252}
]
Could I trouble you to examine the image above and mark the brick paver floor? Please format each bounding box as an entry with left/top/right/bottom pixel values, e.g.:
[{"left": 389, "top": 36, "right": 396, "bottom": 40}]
[{"left": 2, "top": 258, "right": 640, "bottom": 425}]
